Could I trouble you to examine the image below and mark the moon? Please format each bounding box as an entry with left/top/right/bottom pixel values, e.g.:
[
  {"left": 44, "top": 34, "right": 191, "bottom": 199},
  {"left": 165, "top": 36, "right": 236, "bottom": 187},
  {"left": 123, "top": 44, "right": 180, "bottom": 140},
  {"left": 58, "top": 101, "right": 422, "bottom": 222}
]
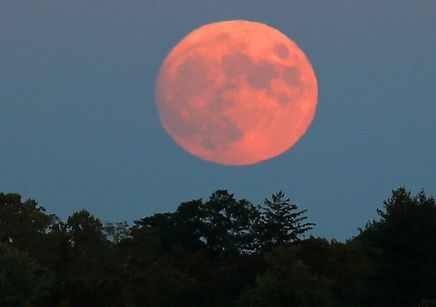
[{"left": 156, "top": 20, "right": 318, "bottom": 166}]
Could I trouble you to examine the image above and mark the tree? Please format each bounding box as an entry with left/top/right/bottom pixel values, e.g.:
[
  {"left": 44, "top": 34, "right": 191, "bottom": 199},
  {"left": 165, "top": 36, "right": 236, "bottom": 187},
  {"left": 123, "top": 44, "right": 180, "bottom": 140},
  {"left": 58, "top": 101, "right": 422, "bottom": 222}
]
[
  {"left": 134, "top": 210, "right": 205, "bottom": 254},
  {"left": 1, "top": 187, "right": 434, "bottom": 306},
  {"left": 58, "top": 210, "right": 121, "bottom": 306},
  {"left": 238, "top": 246, "right": 334, "bottom": 307},
  {"left": 66, "top": 210, "right": 106, "bottom": 248},
  {"left": 356, "top": 187, "right": 436, "bottom": 306},
  {"left": 135, "top": 190, "right": 260, "bottom": 257},
  {"left": 0, "top": 242, "right": 53, "bottom": 306},
  {"left": 187, "top": 190, "right": 259, "bottom": 256},
  {"left": 103, "top": 221, "right": 130, "bottom": 244},
  {"left": 0, "top": 193, "right": 57, "bottom": 253},
  {"left": 257, "top": 192, "right": 314, "bottom": 250},
  {"left": 128, "top": 191, "right": 265, "bottom": 305}
]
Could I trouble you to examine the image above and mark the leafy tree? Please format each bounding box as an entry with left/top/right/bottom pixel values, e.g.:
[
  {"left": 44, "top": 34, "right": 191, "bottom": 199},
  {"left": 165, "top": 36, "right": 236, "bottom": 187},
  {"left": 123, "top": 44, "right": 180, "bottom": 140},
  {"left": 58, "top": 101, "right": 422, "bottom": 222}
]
[
  {"left": 57, "top": 210, "right": 122, "bottom": 306},
  {"left": 257, "top": 192, "right": 314, "bottom": 250},
  {"left": 306, "top": 238, "right": 375, "bottom": 307},
  {"left": 134, "top": 211, "right": 204, "bottom": 253},
  {"left": 238, "top": 246, "right": 334, "bottom": 307},
  {"left": 0, "top": 242, "right": 53, "bottom": 306},
  {"left": 128, "top": 191, "right": 264, "bottom": 305},
  {"left": 66, "top": 210, "right": 106, "bottom": 248},
  {"left": 119, "top": 227, "right": 211, "bottom": 307},
  {"left": 0, "top": 193, "right": 57, "bottom": 254},
  {"left": 182, "top": 190, "right": 259, "bottom": 257},
  {"left": 103, "top": 221, "right": 130, "bottom": 244},
  {"left": 135, "top": 190, "right": 260, "bottom": 257}
]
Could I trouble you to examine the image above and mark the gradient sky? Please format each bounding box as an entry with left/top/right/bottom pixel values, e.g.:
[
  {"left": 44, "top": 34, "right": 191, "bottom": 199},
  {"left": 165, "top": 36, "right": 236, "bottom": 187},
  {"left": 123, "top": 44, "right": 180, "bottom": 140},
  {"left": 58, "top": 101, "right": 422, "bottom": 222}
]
[{"left": 1, "top": 1, "right": 435, "bottom": 241}]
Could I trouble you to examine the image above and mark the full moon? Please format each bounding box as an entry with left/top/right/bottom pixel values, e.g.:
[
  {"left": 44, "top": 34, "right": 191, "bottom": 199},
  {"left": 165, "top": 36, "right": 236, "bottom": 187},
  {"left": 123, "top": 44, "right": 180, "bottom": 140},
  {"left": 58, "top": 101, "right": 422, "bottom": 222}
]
[{"left": 156, "top": 20, "right": 318, "bottom": 165}]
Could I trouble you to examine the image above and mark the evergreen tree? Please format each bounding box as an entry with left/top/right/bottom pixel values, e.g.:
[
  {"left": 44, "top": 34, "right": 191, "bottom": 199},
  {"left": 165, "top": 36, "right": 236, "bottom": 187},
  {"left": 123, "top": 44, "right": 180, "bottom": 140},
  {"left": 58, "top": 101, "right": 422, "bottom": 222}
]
[
  {"left": 357, "top": 187, "right": 436, "bottom": 306},
  {"left": 257, "top": 192, "right": 314, "bottom": 250}
]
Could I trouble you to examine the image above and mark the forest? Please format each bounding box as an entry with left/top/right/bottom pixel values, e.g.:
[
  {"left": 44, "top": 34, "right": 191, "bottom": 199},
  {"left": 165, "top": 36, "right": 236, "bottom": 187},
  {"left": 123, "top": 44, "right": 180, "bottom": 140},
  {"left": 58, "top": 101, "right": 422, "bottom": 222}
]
[{"left": 0, "top": 187, "right": 435, "bottom": 307}]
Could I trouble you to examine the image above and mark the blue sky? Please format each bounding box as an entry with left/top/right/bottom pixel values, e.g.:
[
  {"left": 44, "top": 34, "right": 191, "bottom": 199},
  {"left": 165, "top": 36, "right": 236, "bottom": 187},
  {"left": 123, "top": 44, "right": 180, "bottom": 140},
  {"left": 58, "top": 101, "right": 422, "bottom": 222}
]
[{"left": 1, "top": 1, "right": 435, "bottom": 241}]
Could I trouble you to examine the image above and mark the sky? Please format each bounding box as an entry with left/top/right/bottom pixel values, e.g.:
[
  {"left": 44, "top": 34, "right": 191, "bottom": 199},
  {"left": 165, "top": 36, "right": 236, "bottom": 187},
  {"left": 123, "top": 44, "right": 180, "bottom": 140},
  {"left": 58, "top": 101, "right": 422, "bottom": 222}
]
[{"left": 1, "top": 1, "right": 435, "bottom": 241}]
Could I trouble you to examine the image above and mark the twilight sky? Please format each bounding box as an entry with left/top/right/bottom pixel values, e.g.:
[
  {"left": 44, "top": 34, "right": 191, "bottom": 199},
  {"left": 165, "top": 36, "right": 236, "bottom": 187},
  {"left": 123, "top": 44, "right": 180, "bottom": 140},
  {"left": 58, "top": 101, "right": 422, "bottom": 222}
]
[{"left": 1, "top": 1, "right": 435, "bottom": 241}]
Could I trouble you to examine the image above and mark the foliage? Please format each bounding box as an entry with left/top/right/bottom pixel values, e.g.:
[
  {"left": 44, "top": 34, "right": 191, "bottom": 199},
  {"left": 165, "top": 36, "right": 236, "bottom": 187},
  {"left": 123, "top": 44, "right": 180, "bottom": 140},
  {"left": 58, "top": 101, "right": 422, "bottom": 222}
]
[
  {"left": 0, "top": 187, "right": 434, "bottom": 306},
  {"left": 0, "top": 193, "right": 57, "bottom": 255},
  {"left": 135, "top": 190, "right": 260, "bottom": 257},
  {"left": 355, "top": 187, "right": 436, "bottom": 306},
  {"left": 257, "top": 191, "right": 314, "bottom": 250},
  {"left": 239, "top": 246, "right": 335, "bottom": 307},
  {"left": 0, "top": 242, "right": 53, "bottom": 306}
]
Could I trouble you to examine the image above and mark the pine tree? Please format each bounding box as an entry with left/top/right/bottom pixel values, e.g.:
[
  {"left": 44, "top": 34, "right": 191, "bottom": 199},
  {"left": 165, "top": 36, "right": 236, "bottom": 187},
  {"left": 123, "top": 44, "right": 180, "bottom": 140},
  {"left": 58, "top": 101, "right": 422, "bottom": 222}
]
[{"left": 258, "top": 191, "right": 314, "bottom": 250}]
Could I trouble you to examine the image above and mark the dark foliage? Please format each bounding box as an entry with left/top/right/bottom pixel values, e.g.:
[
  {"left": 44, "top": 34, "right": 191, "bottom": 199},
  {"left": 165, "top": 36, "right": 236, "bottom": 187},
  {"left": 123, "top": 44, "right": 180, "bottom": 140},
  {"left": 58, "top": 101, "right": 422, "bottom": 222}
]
[
  {"left": 354, "top": 188, "right": 436, "bottom": 306},
  {"left": 256, "top": 191, "right": 315, "bottom": 251},
  {"left": 0, "top": 188, "right": 434, "bottom": 306}
]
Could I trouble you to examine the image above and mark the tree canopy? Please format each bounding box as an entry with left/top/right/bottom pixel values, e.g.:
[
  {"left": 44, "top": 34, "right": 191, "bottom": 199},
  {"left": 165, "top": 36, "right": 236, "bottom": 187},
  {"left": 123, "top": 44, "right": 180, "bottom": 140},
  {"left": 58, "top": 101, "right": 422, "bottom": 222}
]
[{"left": 0, "top": 188, "right": 435, "bottom": 306}]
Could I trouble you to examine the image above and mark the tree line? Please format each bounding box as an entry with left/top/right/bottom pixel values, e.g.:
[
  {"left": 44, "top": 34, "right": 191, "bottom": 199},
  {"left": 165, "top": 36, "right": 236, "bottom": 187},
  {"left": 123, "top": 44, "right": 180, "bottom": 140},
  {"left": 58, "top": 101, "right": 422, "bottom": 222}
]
[{"left": 0, "top": 187, "right": 435, "bottom": 306}]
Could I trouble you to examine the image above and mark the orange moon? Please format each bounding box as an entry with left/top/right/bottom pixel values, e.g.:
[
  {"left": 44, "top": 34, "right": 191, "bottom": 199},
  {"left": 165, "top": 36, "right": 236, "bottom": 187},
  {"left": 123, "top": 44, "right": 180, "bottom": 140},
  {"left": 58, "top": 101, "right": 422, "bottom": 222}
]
[{"left": 156, "top": 20, "right": 318, "bottom": 165}]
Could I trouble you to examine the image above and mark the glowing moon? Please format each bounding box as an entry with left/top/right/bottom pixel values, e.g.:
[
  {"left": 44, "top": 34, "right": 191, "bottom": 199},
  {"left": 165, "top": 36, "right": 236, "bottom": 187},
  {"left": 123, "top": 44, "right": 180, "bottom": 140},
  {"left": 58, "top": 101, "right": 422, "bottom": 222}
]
[{"left": 156, "top": 20, "right": 318, "bottom": 165}]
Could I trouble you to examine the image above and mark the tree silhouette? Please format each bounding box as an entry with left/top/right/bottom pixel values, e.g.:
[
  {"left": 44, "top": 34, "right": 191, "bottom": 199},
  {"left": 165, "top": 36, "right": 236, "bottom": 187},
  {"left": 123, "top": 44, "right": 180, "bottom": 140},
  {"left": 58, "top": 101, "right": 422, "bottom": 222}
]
[
  {"left": 0, "top": 187, "right": 434, "bottom": 306},
  {"left": 188, "top": 190, "right": 259, "bottom": 256},
  {"left": 357, "top": 187, "right": 436, "bottom": 306},
  {"left": 0, "top": 242, "right": 53, "bottom": 306},
  {"left": 135, "top": 190, "right": 260, "bottom": 257},
  {"left": 0, "top": 193, "right": 57, "bottom": 253},
  {"left": 239, "top": 246, "right": 334, "bottom": 307},
  {"left": 257, "top": 192, "right": 314, "bottom": 250}
]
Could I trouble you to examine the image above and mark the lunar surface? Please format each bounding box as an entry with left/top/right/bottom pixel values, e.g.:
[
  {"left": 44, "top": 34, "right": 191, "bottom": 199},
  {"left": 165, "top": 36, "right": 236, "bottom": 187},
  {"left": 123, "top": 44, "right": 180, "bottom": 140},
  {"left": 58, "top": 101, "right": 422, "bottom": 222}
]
[{"left": 156, "top": 20, "right": 318, "bottom": 165}]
